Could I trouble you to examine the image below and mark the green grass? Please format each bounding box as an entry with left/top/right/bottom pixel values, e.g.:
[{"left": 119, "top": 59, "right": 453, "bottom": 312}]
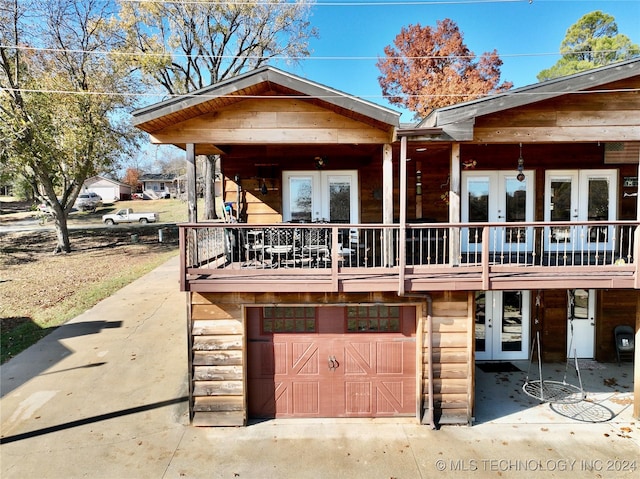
[
  {"left": 72, "top": 198, "right": 207, "bottom": 225},
  {"left": 0, "top": 249, "right": 178, "bottom": 364}
]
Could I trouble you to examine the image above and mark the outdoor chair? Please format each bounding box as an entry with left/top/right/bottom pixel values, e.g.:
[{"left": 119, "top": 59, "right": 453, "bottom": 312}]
[{"left": 614, "top": 325, "right": 635, "bottom": 365}]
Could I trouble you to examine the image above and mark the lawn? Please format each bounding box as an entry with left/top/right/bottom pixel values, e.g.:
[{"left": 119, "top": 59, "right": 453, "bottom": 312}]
[{"left": 0, "top": 198, "right": 198, "bottom": 363}]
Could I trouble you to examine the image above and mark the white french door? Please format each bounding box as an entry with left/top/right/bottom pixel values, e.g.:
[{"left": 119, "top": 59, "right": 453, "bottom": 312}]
[
  {"left": 544, "top": 170, "right": 617, "bottom": 252},
  {"left": 461, "top": 171, "right": 535, "bottom": 253},
  {"left": 475, "top": 291, "right": 530, "bottom": 361},
  {"left": 282, "top": 170, "right": 358, "bottom": 223}
]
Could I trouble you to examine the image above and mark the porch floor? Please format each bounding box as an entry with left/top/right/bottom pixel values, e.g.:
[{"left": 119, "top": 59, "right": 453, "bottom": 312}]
[{"left": 474, "top": 360, "right": 635, "bottom": 426}]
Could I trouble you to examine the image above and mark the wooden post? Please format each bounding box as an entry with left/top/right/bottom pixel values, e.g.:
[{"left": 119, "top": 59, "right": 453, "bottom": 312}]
[
  {"left": 635, "top": 291, "right": 640, "bottom": 419},
  {"left": 187, "top": 143, "right": 197, "bottom": 223},
  {"left": 383, "top": 144, "right": 394, "bottom": 267},
  {"left": 398, "top": 136, "right": 408, "bottom": 295},
  {"left": 449, "top": 143, "right": 461, "bottom": 266},
  {"left": 416, "top": 160, "right": 422, "bottom": 219}
]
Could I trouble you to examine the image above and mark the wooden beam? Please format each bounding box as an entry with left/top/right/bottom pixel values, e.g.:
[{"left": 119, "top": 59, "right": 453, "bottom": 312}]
[
  {"left": 187, "top": 143, "right": 197, "bottom": 222},
  {"left": 449, "top": 144, "right": 461, "bottom": 266},
  {"left": 474, "top": 126, "right": 640, "bottom": 143},
  {"left": 635, "top": 292, "right": 640, "bottom": 420}
]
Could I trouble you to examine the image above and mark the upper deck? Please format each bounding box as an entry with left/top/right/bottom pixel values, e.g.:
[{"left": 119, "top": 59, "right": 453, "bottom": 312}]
[{"left": 179, "top": 221, "right": 640, "bottom": 293}]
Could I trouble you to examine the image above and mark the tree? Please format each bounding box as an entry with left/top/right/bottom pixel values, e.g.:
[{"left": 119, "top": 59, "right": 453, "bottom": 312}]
[
  {"left": 0, "top": 0, "right": 140, "bottom": 253},
  {"left": 122, "top": 167, "right": 142, "bottom": 192},
  {"left": 537, "top": 11, "right": 639, "bottom": 81},
  {"left": 118, "top": 0, "right": 318, "bottom": 219},
  {"left": 377, "top": 19, "right": 512, "bottom": 119}
]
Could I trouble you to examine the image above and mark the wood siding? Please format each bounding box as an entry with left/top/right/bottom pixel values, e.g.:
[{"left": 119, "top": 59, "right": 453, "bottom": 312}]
[
  {"left": 597, "top": 289, "right": 639, "bottom": 362},
  {"left": 423, "top": 292, "right": 473, "bottom": 425}
]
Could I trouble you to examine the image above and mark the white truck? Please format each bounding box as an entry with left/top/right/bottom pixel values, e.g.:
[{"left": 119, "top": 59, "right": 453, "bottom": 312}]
[{"left": 102, "top": 208, "right": 158, "bottom": 225}]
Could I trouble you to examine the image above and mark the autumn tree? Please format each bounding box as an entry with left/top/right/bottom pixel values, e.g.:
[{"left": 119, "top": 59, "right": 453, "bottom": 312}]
[
  {"left": 377, "top": 19, "right": 512, "bottom": 118},
  {"left": 537, "top": 11, "right": 639, "bottom": 81},
  {"left": 118, "top": 0, "right": 318, "bottom": 219},
  {"left": 0, "top": 0, "right": 140, "bottom": 253}
]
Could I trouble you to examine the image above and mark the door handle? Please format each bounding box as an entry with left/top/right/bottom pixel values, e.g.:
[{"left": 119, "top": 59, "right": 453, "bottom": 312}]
[
  {"left": 487, "top": 318, "right": 492, "bottom": 328},
  {"left": 328, "top": 355, "right": 339, "bottom": 370}
]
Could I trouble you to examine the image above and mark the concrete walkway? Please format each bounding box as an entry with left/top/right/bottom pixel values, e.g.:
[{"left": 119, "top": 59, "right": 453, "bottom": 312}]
[{"left": 2, "top": 256, "right": 638, "bottom": 479}]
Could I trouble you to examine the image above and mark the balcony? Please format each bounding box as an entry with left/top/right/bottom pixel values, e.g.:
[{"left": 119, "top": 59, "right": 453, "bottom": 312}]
[{"left": 179, "top": 221, "right": 640, "bottom": 293}]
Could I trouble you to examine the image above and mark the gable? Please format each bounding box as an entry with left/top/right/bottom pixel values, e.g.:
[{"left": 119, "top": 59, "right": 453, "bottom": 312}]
[
  {"left": 148, "top": 96, "right": 395, "bottom": 151},
  {"left": 472, "top": 78, "right": 640, "bottom": 143}
]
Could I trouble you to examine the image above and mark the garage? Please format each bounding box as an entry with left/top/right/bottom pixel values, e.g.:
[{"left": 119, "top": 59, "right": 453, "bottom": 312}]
[{"left": 247, "top": 305, "right": 416, "bottom": 418}]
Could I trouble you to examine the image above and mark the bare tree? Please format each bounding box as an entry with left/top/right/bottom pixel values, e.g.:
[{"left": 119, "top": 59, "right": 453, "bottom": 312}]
[{"left": 118, "top": 0, "right": 318, "bottom": 219}]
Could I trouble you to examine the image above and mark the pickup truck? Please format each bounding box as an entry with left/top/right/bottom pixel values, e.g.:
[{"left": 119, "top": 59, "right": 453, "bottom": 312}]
[{"left": 102, "top": 208, "right": 158, "bottom": 225}]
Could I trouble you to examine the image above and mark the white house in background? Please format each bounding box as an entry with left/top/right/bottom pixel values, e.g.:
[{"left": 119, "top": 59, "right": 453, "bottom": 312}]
[
  {"left": 82, "top": 175, "right": 132, "bottom": 202},
  {"left": 139, "top": 173, "right": 177, "bottom": 199}
]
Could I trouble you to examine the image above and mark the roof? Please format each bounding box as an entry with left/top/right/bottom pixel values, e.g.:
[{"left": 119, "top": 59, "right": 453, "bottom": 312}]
[
  {"left": 418, "top": 58, "right": 640, "bottom": 132},
  {"left": 132, "top": 66, "right": 401, "bottom": 134},
  {"left": 84, "top": 175, "right": 130, "bottom": 188},
  {"left": 140, "top": 173, "right": 177, "bottom": 181}
]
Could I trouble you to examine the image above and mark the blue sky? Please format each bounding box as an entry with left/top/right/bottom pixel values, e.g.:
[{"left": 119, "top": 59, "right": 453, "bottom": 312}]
[{"left": 277, "top": 0, "right": 640, "bottom": 121}]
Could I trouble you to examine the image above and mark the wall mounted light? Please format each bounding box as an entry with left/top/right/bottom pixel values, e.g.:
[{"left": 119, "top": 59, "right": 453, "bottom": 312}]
[
  {"left": 314, "top": 156, "right": 328, "bottom": 169},
  {"left": 516, "top": 143, "right": 525, "bottom": 182},
  {"left": 416, "top": 170, "right": 422, "bottom": 196}
]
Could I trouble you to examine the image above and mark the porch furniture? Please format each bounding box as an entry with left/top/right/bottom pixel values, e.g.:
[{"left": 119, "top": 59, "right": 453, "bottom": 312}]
[
  {"left": 242, "top": 230, "right": 267, "bottom": 268},
  {"left": 614, "top": 325, "right": 635, "bottom": 365},
  {"left": 264, "top": 228, "right": 297, "bottom": 267},
  {"left": 300, "top": 227, "right": 331, "bottom": 267}
]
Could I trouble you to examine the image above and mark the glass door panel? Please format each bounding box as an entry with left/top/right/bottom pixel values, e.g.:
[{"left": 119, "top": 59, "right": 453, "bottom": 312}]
[
  {"left": 462, "top": 176, "right": 490, "bottom": 253},
  {"left": 545, "top": 172, "right": 578, "bottom": 251},
  {"left": 289, "top": 176, "right": 314, "bottom": 222},
  {"left": 581, "top": 172, "right": 616, "bottom": 250},
  {"left": 499, "top": 173, "right": 534, "bottom": 251}
]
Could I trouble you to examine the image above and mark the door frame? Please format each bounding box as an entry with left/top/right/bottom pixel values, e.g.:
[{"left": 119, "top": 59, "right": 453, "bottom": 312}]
[
  {"left": 544, "top": 169, "right": 618, "bottom": 252},
  {"left": 475, "top": 291, "right": 531, "bottom": 361},
  {"left": 282, "top": 170, "right": 359, "bottom": 223},
  {"left": 461, "top": 170, "right": 535, "bottom": 253},
  {"left": 567, "top": 289, "right": 596, "bottom": 359}
]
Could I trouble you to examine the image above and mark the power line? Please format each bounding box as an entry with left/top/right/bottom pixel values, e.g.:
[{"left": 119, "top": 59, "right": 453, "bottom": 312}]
[
  {"left": 4, "top": 43, "right": 631, "bottom": 60},
  {"left": 2, "top": 86, "right": 638, "bottom": 99}
]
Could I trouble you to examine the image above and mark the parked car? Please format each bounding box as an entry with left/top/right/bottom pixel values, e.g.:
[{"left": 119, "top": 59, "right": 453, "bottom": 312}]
[
  {"left": 75, "top": 192, "right": 103, "bottom": 212},
  {"left": 102, "top": 208, "right": 158, "bottom": 225}
]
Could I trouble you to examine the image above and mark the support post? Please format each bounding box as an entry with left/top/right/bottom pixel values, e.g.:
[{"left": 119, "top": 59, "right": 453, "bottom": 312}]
[
  {"left": 449, "top": 143, "right": 461, "bottom": 266},
  {"left": 398, "top": 136, "right": 407, "bottom": 295},
  {"left": 186, "top": 143, "right": 197, "bottom": 223},
  {"left": 383, "top": 144, "right": 394, "bottom": 267}
]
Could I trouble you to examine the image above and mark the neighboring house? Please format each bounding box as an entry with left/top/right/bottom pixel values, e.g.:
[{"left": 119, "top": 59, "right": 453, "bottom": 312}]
[
  {"left": 82, "top": 175, "right": 132, "bottom": 202},
  {"left": 139, "top": 173, "right": 176, "bottom": 198},
  {"left": 132, "top": 61, "right": 640, "bottom": 427}
]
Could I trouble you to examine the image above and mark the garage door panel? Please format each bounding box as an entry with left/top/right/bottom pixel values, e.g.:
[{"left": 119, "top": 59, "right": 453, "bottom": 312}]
[
  {"left": 291, "top": 342, "right": 319, "bottom": 375},
  {"left": 376, "top": 381, "right": 405, "bottom": 414},
  {"left": 376, "top": 342, "right": 404, "bottom": 374},
  {"left": 292, "top": 382, "right": 320, "bottom": 414},
  {"left": 343, "top": 343, "right": 372, "bottom": 375},
  {"left": 345, "top": 382, "right": 372, "bottom": 414}
]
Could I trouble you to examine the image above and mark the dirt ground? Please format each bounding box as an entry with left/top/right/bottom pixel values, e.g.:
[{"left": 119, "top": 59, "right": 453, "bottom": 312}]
[{"left": 0, "top": 214, "right": 179, "bottom": 361}]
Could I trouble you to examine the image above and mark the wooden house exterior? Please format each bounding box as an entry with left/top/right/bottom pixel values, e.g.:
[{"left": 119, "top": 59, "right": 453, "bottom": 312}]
[{"left": 132, "top": 60, "right": 640, "bottom": 427}]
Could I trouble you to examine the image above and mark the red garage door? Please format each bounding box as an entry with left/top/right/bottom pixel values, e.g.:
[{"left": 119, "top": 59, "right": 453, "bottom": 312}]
[{"left": 248, "top": 305, "right": 416, "bottom": 418}]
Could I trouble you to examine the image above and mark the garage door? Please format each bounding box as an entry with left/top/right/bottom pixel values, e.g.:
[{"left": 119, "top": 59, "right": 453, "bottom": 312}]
[{"left": 248, "top": 305, "right": 416, "bottom": 418}]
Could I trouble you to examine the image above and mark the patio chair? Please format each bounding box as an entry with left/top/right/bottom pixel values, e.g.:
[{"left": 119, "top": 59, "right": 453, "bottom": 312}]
[
  {"left": 264, "top": 228, "right": 297, "bottom": 267},
  {"left": 301, "top": 227, "right": 331, "bottom": 267},
  {"left": 614, "top": 325, "right": 635, "bottom": 365}
]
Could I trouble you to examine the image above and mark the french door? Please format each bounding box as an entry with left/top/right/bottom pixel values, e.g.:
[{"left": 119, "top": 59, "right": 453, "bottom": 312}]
[
  {"left": 461, "top": 171, "right": 535, "bottom": 253},
  {"left": 475, "top": 291, "right": 530, "bottom": 360},
  {"left": 544, "top": 170, "right": 617, "bottom": 251},
  {"left": 282, "top": 170, "right": 358, "bottom": 223}
]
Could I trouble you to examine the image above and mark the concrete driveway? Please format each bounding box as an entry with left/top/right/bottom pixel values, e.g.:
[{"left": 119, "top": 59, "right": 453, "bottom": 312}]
[{"left": 1, "top": 256, "right": 638, "bottom": 479}]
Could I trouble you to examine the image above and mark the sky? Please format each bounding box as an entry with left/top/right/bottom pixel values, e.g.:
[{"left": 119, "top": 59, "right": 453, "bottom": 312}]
[{"left": 272, "top": 0, "right": 640, "bottom": 122}]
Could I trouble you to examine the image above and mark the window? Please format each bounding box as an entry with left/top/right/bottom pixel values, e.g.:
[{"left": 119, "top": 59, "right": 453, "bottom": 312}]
[
  {"left": 262, "top": 306, "right": 316, "bottom": 333},
  {"left": 346, "top": 305, "right": 400, "bottom": 332}
]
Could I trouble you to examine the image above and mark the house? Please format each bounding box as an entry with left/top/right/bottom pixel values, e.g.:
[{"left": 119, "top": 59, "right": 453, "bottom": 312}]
[
  {"left": 82, "top": 175, "right": 132, "bottom": 202},
  {"left": 132, "top": 60, "right": 640, "bottom": 427},
  {"left": 139, "top": 173, "right": 177, "bottom": 198}
]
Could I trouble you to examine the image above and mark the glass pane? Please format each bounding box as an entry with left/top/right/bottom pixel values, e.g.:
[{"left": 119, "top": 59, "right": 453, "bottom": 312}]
[
  {"left": 501, "top": 291, "right": 523, "bottom": 352},
  {"left": 550, "top": 179, "right": 572, "bottom": 242},
  {"left": 290, "top": 177, "right": 312, "bottom": 222},
  {"left": 468, "top": 178, "right": 489, "bottom": 243},
  {"left": 573, "top": 289, "right": 589, "bottom": 320},
  {"left": 505, "top": 178, "right": 526, "bottom": 222},
  {"left": 550, "top": 180, "right": 571, "bottom": 221},
  {"left": 328, "top": 178, "right": 351, "bottom": 223},
  {"left": 475, "top": 292, "right": 487, "bottom": 353},
  {"left": 468, "top": 178, "right": 489, "bottom": 222},
  {"left": 588, "top": 178, "right": 609, "bottom": 221}
]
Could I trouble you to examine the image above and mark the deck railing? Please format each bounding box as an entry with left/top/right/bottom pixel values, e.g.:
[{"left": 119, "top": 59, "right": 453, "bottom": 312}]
[{"left": 178, "top": 221, "right": 640, "bottom": 289}]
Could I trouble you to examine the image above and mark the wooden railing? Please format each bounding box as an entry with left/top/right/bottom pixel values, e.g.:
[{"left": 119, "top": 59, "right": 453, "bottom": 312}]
[{"left": 178, "top": 221, "right": 640, "bottom": 291}]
